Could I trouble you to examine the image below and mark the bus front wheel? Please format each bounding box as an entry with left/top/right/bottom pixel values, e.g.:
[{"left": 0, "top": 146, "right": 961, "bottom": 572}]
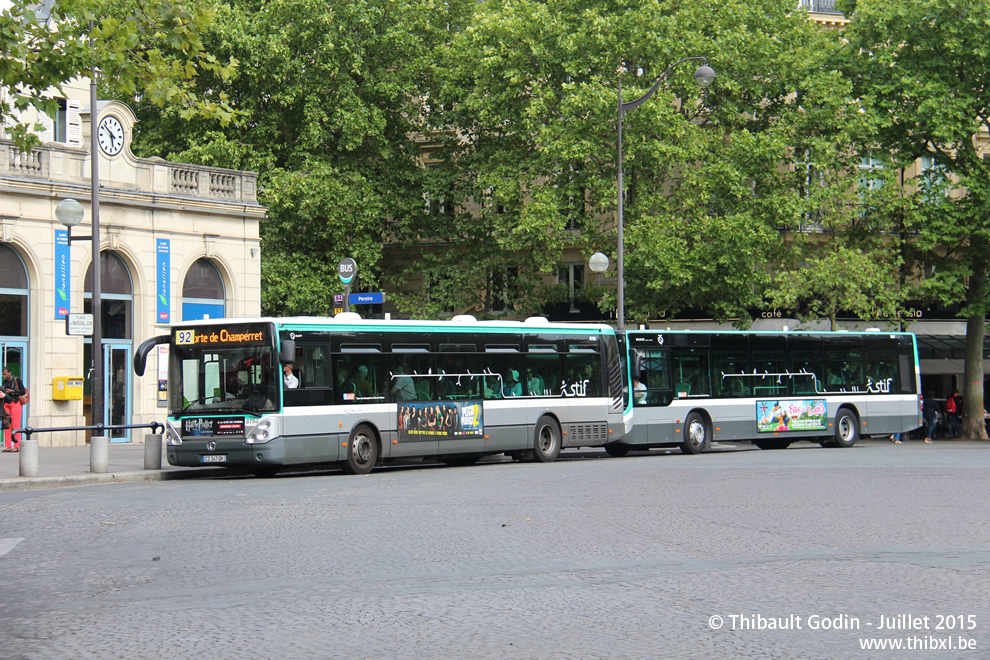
[
  {"left": 533, "top": 417, "right": 562, "bottom": 462},
  {"left": 343, "top": 425, "right": 379, "bottom": 474},
  {"left": 680, "top": 412, "right": 710, "bottom": 454},
  {"left": 833, "top": 409, "right": 859, "bottom": 448}
]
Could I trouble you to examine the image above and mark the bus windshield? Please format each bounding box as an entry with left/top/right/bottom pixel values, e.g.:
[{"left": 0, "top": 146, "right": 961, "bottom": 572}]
[{"left": 169, "top": 323, "right": 278, "bottom": 416}]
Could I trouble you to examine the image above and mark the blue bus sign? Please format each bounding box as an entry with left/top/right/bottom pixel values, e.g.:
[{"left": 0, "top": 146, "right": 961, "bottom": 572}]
[{"left": 349, "top": 292, "right": 385, "bottom": 305}]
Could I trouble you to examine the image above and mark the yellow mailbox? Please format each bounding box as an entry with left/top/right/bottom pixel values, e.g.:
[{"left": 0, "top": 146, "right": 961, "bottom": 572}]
[{"left": 53, "top": 376, "right": 84, "bottom": 400}]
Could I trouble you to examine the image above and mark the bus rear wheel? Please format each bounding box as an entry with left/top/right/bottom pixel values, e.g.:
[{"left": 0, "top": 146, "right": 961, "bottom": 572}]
[
  {"left": 533, "top": 417, "right": 561, "bottom": 462},
  {"left": 833, "top": 409, "right": 859, "bottom": 448},
  {"left": 343, "top": 425, "right": 378, "bottom": 475},
  {"left": 680, "top": 412, "right": 709, "bottom": 454}
]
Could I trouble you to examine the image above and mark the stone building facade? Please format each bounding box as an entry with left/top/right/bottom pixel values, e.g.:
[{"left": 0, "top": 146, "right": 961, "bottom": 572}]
[{"left": 0, "top": 80, "right": 265, "bottom": 446}]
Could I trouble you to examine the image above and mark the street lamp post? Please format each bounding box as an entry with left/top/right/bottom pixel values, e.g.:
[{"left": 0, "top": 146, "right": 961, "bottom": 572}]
[
  {"left": 616, "top": 57, "right": 715, "bottom": 331},
  {"left": 55, "top": 194, "right": 107, "bottom": 473}
]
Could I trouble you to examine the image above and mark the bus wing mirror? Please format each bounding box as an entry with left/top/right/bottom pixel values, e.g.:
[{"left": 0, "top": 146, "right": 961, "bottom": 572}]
[
  {"left": 279, "top": 339, "right": 296, "bottom": 365},
  {"left": 631, "top": 351, "right": 643, "bottom": 379},
  {"left": 134, "top": 335, "right": 170, "bottom": 377}
]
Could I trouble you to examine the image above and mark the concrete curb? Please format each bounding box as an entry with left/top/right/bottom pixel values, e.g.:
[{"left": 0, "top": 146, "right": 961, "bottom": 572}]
[{"left": 0, "top": 467, "right": 237, "bottom": 492}]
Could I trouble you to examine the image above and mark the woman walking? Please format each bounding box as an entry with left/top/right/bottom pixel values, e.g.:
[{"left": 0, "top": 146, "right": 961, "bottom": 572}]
[{"left": 2, "top": 366, "right": 26, "bottom": 452}]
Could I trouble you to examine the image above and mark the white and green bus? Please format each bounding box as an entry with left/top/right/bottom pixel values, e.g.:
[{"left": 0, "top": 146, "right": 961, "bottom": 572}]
[
  {"left": 134, "top": 314, "right": 626, "bottom": 476},
  {"left": 612, "top": 329, "right": 922, "bottom": 455}
]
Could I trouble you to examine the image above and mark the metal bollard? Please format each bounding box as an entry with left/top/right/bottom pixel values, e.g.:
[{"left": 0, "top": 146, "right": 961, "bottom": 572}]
[
  {"left": 18, "top": 437, "right": 38, "bottom": 477},
  {"left": 144, "top": 433, "right": 162, "bottom": 470},
  {"left": 90, "top": 434, "right": 109, "bottom": 474}
]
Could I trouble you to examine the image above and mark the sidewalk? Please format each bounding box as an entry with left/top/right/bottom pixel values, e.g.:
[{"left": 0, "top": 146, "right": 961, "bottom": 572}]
[{"left": 0, "top": 441, "right": 231, "bottom": 492}]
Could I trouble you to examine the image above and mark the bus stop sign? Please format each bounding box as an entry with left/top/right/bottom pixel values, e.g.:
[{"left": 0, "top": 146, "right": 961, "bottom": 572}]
[{"left": 337, "top": 258, "right": 357, "bottom": 285}]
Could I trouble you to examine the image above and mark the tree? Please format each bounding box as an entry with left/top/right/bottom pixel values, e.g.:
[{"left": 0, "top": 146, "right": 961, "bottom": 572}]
[
  {"left": 123, "top": 0, "right": 473, "bottom": 316},
  {"left": 839, "top": 0, "right": 990, "bottom": 439},
  {"left": 416, "top": 0, "right": 893, "bottom": 325},
  {"left": 0, "top": 0, "right": 237, "bottom": 151}
]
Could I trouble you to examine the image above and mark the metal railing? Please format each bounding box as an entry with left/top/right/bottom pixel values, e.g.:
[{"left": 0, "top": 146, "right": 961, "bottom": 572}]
[
  {"left": 17, "top": 421, "right": 164, "bottom": 442},
  {"left": 11, "top": 422, "right": 167, "bottom": 478},
  {"left": 798, "top": 0, "right": 844, "bottom": 14}
]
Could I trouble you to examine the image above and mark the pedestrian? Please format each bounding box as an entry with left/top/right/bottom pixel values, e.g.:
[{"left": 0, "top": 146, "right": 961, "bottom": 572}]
[
  {"left": 922, "top": 391, "right": 938, "bottom": 444},
  {"left": 2, "top": 366, "right": 26, "bottom": 452},
  {"left": 946, "top": 389, "right": 961, "bottom": 438}
]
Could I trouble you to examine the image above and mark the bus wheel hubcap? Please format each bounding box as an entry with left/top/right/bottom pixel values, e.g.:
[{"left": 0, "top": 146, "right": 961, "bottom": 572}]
[
  {"left": 539, "top": 428, "right": 554, "bottom": 452},
  {"left": 354, "top": 436, "right": 372, "bottom": 462},
  {"left": 689, "top": 421, "right": 705, "bottom": 446}
]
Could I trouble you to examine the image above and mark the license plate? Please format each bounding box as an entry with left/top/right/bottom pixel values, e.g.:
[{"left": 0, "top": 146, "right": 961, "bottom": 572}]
[{"left": 201, "top": 455, "right": 227, "bottom": 463}]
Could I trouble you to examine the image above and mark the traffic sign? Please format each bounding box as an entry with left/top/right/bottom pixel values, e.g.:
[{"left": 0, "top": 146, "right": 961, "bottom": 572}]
[{"left": 337, "top": 258, "right": 357, "bottom": 284}]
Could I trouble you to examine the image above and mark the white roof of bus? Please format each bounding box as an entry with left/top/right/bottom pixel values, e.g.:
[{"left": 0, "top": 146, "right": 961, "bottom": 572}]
[{"left": 170, "top": 315, "right": 616, "bottom": 333}]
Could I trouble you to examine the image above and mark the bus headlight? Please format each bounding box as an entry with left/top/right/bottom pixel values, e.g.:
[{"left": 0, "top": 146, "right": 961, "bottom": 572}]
[
  {"left": 245, "top": 418, "right": 276, "bottom": 445},
  {"left": 165, "top": 421, "right": 182, "bottom": 446}
]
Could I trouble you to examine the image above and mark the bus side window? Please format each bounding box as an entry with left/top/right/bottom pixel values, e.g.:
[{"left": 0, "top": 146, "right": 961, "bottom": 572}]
[
  {"left": 671, "top": 348, "right": 710, "bottom": 397},
  {"left": 564, "top": 355, "right": 601, "bottom": 397},
  {"left": 638, "top": 349, "right": 670, "bottom": 405},
  {"left": 438, "top": 354, "right": 483, "bottom": 399},
  {"left": 526, "top": 354, "right": 561, "bottom": 398},
  {"left": 481, "top": 354, "right": 523, "bottom": 399}
]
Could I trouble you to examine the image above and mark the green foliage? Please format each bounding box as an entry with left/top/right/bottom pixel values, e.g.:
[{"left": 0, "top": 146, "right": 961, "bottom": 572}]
[
  {"left": 122, "top": 0, "right": 472, "bottom": 316},
  {"left": 416, "top": 0, "right": 893, "bottom": 324},
  {"left": 840, "top": 0, "right": 990, "bottom": 316},
  {"left": 840, "top": 0, "right": 990, "bottom": 436},
  {"left": 0, "top": 0, "right": 238, "bottom": 151},
  {"left": 118, "top": 0, "right": 912, "bottom": 328},
  {"left": 766, "top": 244, "right": 902, "bottom": 331}
]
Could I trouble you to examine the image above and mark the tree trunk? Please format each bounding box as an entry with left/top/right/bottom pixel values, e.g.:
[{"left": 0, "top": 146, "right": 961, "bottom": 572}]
[{"left": 962, "top": 266, "right": 988, "bottom": 440}]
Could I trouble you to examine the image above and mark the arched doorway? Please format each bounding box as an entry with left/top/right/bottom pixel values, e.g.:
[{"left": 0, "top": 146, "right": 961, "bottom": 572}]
[
  {"left": 84, "top": 252, "right": 133, "bottom": 441},
  {"left": 0, "top": 245, "right": 29, "bottom": 427},
  {"left": 182, "top": 258, "right": 226, "bottom": 320}
]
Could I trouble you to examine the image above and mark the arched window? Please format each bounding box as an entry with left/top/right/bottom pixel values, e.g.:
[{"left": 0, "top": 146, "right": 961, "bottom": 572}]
[
  {"left": 84, "top": 251, "right": 132, "bottom": 339},
  {"left": 0, "top": 244, "right": 28, "bottom": 337},
  {"left": 182, "top": 258, "right": 225, "bottom": 320}
]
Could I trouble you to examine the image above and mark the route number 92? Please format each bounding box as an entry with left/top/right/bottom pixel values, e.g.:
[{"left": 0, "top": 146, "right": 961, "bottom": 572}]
[{"left": 175, "top": 330, "right": 195, "bottom": 345}]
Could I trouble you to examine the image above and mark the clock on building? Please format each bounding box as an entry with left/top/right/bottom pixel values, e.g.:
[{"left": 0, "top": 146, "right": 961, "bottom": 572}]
[{"left": 97, "top": 115, "right": 124, "bottom": 156}]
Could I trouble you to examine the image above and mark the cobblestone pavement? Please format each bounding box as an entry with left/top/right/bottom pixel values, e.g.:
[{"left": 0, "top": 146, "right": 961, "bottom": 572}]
[{"left": 1, "top": 440, "right": 989, "bottom": 659}]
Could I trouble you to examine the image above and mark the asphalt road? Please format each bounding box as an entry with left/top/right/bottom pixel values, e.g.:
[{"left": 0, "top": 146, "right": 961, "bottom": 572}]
[{"left": 2, "top": 439, "right": 988, "bottom": 659}]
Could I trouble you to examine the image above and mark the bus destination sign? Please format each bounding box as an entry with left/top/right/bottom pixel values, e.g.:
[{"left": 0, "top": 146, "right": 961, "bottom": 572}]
[{"left": 174, "top": 326, "right": 269, "bottom": 347}]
